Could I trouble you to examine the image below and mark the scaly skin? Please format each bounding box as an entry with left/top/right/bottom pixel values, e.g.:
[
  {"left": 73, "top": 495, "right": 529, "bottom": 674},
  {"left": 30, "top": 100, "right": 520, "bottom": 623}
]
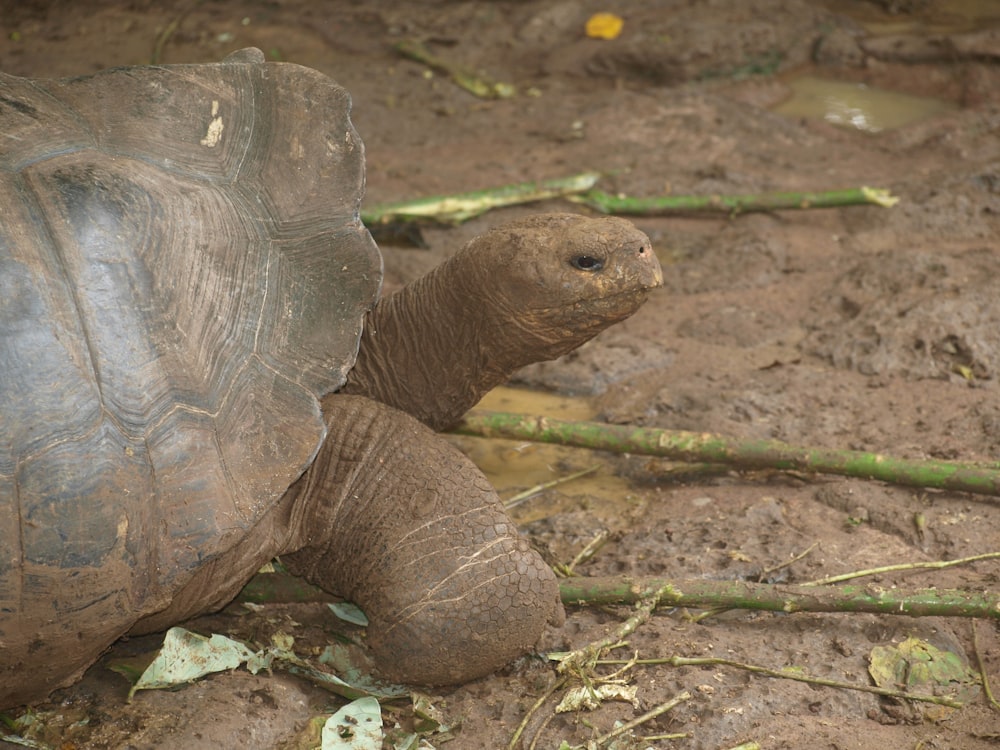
[
  {"left": 344, "top": 213, "right": 663, "bottom": 430},
  {"left": 302, "top": 213, "right": 662, "bottom": 683},
  {"left": 133, "top": 394, "right": 562, "bottom": 686},
  {"left": 130, "top": 214, "right": 662, "bottom": 687},
  {"left": 282, "top": 395, "right": 563, "bottom": 684}
]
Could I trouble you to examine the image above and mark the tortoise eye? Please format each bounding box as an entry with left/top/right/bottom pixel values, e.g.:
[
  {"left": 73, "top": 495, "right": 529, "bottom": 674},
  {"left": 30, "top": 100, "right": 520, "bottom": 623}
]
[{"left": 571, "top": 255, "right": 603, "bottom": 271}]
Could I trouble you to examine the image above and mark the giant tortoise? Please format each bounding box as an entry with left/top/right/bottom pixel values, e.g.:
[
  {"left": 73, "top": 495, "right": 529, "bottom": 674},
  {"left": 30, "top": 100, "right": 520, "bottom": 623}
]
[{"left": 0, "top": 48, "right": 662, "bottom": 707}]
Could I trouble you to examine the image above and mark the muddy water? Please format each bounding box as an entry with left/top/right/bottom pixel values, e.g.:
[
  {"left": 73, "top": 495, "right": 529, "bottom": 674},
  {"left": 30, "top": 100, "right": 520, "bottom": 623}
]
[
  {"left": 773, "top": 74, "right": 956, "bottom": 132},
  {"left": 825, "top": 0, "right": 1000, "bottom": 35},
  {"left": 453, "top": 386, "right": 639, "bottom": 524}
]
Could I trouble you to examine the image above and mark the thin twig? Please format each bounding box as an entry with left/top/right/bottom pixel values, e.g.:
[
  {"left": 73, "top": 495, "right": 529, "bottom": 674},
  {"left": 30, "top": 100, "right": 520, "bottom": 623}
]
[
  {"left": 759, "top": 542, "right": 820, "bottom": 581},
  {"left": 586, "top": 691, "right": 692, "bottom": 749},
  {"left": 394, "top": 39, "right": 515, "bottom": 99},
  {"left": 972, "top": 620, "right": 999, "bottom": 712},
  {"left": 504, "top": 465, "right": 600, "bottom": 510},
  {"left": 563, "top": 530, "right": 610, "bottom": 575},
  {"left": 506, "top": 676, "right": 567, "bottom": 750},
  {"left": 694, "top": 544, "right": 982, "bottom": 623},
  {"left": 526, "top": 711, "right": 557, "bottom": 750},
  {"left": 603, "top": 655, "right": 965, "bottom": 708},
  {"left": 644, "top": 733, "right": 691, "bottom": 742},
  {"left": 802, "top": 551, "right": 1000, "bottom": 586},
  {"left": 151, "top": 0, "right": 202, "bottom": 63}
]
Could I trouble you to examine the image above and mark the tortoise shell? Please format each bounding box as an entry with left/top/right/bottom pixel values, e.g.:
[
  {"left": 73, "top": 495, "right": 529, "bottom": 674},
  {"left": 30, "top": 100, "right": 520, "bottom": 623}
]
[{"left": 0, "top": 48, "right": 380, "bottom": 673}]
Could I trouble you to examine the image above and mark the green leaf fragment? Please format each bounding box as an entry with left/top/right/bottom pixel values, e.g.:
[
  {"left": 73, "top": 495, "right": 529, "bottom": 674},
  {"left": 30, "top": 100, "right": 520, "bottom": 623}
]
[
  {"left": 329, "top": 601, "right": 369, "bottom": 626},
  {"left": 869, "top": 636, "right": 980, "bottom": 702},
  {"left": 411, "top": 692, "right": 444, "bottom": 733}
]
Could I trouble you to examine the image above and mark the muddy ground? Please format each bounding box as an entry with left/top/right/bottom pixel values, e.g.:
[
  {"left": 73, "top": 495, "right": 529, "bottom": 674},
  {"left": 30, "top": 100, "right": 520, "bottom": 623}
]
[{"left": 2, "top": 1, "right": 1000, "bottom": 748}]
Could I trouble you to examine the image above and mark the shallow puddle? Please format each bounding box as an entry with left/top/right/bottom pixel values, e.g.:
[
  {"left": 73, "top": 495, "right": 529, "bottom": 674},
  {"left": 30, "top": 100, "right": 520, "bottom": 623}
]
[
  {"left": 773, "top": 74, "right": 955, "bottom": 132},
  {"left": 824, "top": 0, "right": 1000, "bottom": 35},
  {"left": 454, "top": 386, "right": 641, "bottom": 524}
]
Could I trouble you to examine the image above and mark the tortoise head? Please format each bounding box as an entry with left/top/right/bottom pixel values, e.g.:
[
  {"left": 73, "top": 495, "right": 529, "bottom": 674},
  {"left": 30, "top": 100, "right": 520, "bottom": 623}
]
[
  {"left": 343, "top": 213, "right": 662, "bottom": 430},
  {"left": 457, "top": 212, "right": 663, "bottom": 359}
]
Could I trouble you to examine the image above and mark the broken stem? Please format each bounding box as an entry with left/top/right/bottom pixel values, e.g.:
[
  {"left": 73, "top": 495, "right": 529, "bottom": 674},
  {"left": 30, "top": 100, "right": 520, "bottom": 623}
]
[
  {"left": 394, "top": 38, "right": 515, "bottom": 99},
  {"left": 362, "top": 172, "right": 601, "bottom": 226},
  {"left": 454, "top": 411, "right": 1000, "bottom": 497}
]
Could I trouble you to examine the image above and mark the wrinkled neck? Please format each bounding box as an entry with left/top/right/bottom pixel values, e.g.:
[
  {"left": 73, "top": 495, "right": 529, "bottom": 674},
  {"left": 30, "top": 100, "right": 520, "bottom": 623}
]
[{"left": 341, "top": 252, "right": 525, "bottom": 431}]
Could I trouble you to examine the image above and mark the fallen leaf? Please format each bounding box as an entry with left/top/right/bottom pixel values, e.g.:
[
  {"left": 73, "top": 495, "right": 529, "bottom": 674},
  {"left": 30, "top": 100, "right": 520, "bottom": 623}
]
[
  {"left": 869, "top": 636, "right": 980, "bottom": 703},
  {"left": 585, "top": 13, "right": 624, "bottom": 40},
  {"left": 322, "top": 697, "right": 383, "bottom": 749},
  {"left": 128, "top": 627, "right": 256, "bottom": 700},
  {"left": 556, "top": 683, "right": 639, "bottom": 712}
]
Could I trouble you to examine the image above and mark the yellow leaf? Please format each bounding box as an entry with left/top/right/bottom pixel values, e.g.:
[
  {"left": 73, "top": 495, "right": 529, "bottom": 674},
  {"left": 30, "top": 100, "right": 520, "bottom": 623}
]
[
  {"left": 585, "top": 13, "right": 624, "bottom": 40},
  {"left": 954, "top": 364, "right": 974, "bottom": 381}
]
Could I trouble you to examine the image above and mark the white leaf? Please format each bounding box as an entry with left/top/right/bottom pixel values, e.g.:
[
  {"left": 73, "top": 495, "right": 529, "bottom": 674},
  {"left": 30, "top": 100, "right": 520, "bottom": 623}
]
[
  {"left": 328, "top": 601, "right": 369, "bottom": 626},
  {"left": 322, "top": 697, "right": 383, "bottom": 749},
  {"left": 555, "top": 683, "right": 639, "bottom": 712},
  {"left": 129, "top": 627, "right": 256, "bottom": 699}
]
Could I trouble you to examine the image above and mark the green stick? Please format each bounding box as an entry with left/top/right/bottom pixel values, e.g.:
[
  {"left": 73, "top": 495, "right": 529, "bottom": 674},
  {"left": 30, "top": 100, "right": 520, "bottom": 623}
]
[
  {"left": 238, "top": 572, "right": 1000, "bottom": 620},
  {"left": 454, "top": 411, "right": 1000, "bottom": 497},
  {"left": 570, "top": 185, "right": 898, "bottom": 215},
  {"left": 558, "top": 576, "right": 1000, "bottom": 620},
  {"left": 362, "top": 172, "right": 601, "bottom": 226},
  {"left": 394, "top": 39, "right": 515, "bottom": 100},
  {"left": 363, "top": 176, "right": 895, "bottom": 226}
]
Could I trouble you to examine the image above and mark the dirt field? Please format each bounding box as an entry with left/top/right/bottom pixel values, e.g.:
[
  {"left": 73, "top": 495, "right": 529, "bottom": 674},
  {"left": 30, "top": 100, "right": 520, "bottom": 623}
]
[{"left": 2, "top": 1, "right": 1000, "bottom": 748}]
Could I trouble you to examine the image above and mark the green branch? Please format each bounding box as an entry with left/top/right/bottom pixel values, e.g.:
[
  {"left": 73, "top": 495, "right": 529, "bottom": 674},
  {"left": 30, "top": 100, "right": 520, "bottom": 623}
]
[
  {"left": 362, "top": 175, "right": 896, "bottom": 226},
  {"left": 454, "top": 411, "right": 1000, "bottom": 497},
  {"left": 558, "top": 576, "right": 1000, "bottom": 620},
  {"left": 238, "top": 571, "right": 1000, "bottom": 620},
  {"left": 570, "top": 185, "right": 898, "bottom": 215}
]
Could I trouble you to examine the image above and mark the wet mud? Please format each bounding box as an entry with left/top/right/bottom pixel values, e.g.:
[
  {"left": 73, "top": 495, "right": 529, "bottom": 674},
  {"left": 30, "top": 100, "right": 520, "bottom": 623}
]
[{"left": 2, "top": 1, "right": 999, "bottom": 748}]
